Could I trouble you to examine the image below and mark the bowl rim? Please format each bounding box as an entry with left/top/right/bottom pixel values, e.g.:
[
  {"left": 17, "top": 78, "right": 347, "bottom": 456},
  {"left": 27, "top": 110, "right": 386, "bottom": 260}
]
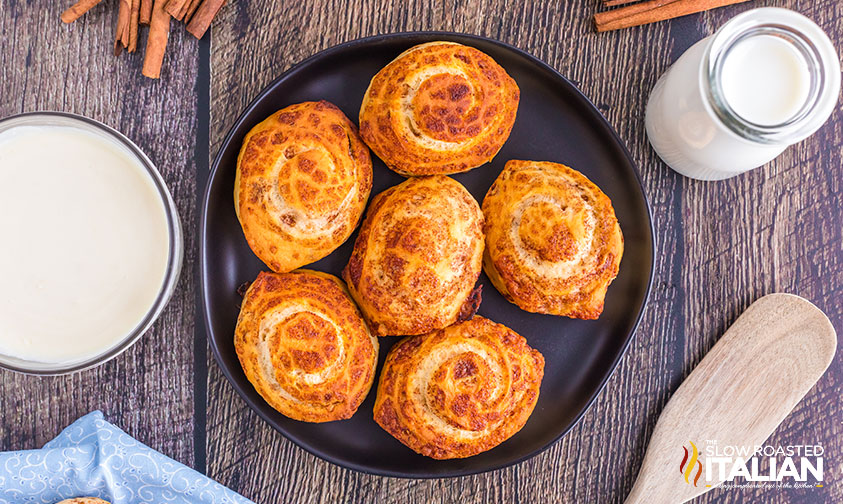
[
  {"left": 200, "top": 31, "right": 655, "bottom": 478},
  {"left": 0, "top": 111, "right": 184, "bottom": 376}
]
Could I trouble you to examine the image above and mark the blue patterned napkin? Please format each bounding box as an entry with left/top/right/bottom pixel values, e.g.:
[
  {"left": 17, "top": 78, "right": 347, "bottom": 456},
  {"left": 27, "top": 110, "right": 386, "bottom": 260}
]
[{"left": 0, "top": 411, "right": 253, "bottom": 504}]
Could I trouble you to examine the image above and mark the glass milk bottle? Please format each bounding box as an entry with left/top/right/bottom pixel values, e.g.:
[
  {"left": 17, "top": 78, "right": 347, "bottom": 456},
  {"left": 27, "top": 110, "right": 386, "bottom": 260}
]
[{"left": 645, "top": 8, "right": 840, "bottom": 181}]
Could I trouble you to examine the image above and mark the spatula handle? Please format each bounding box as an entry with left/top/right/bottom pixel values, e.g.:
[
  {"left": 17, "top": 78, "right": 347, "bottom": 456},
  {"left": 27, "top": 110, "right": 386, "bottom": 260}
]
[{"left": 623, "top": 294, "right": 836, "bottom": 504}]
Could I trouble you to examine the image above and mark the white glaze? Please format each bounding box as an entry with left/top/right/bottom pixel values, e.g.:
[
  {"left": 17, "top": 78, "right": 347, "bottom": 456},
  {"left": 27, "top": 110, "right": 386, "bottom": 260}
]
[{"left": 0, "top": 125, "right": 169, "bottom": 364}]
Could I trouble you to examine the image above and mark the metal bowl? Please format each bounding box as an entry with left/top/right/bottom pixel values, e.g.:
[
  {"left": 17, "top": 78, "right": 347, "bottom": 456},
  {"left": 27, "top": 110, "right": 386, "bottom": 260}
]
[{"left": 0, "top": 111, "right": 183, "bottom": 375}]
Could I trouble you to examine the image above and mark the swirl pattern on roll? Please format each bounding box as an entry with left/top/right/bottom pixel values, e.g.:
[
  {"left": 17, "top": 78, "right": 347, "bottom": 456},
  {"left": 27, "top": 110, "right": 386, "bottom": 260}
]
[
  {"left": 373, "top": 316, "right": 544, "bottom": 459},
  {"left": 56, "top": 500, "right": 111, "bottom": 504},
  {"left": 343, "top": 176, "right": 484, "bottom": 336},
  {"left": 359, "top": 42, "right": 519, "bottom": 176},
  {"left": 235, "top": 270, "right": 378, "bottom": 422},
  {"left": 482, "top": 160, "right": 623, "bottom": 319},
  {"left": 235, "top": 100, "right": 372, "bottom": 273}
]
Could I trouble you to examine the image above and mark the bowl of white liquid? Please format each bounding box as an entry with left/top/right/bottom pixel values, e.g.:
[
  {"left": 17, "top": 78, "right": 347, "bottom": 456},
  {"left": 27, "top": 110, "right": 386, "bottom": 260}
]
[
  {"left": 646, "top": 8, "right": 840, "bottom": 180},
  {"left": 0, "top": 112, "right": 183, "bottom": 374}
]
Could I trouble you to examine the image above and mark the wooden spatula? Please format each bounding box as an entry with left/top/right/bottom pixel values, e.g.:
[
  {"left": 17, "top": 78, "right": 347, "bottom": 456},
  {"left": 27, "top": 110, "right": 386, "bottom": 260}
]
[{"left": 625, "top": 293, "right": 837, "bottom": 504}]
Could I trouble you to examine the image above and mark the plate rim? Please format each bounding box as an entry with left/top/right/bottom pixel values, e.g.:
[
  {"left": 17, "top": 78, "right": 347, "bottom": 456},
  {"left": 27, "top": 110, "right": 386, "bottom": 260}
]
[{"left": 200, "top": 30, "right": 655, "bottom": 479}]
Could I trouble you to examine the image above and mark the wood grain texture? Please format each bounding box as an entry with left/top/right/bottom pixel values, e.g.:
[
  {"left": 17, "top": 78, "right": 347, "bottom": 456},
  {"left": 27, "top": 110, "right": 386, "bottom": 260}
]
[
  {"left": 0, "top": 0, "right": 200, "bottom": 466},
  {"left": 208, "top": 0, "right": 843, "bottom": 503},
  {"left": 627, "top": 294, "right": 836, "bottom": 503}
]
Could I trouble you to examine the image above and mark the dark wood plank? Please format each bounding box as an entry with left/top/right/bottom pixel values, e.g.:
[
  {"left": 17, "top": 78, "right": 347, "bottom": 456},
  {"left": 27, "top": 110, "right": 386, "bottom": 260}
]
[
  {"left": 0, "top": 1, "right": 201, "bottom": 465},
  {"left": 205, "top": 0, "right": 843, "bottom": 502},
  {"left": 680, "top": 2, "right": 843, "bottom": 502}
]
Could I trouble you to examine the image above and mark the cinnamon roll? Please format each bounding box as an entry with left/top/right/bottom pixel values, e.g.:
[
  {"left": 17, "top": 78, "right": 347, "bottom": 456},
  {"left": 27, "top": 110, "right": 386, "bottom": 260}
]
[
  {"left": 234, "top": 270, "right": 378, "bottom": 422},
  {"left": 55, "top": 500, "right": 111, "bottom": 504},
  {"left": 359, "top": 42, "right": 519, "bottom": 176},
  {"left": 235, "top": 101, "right": 372, "bottom": 273},
  {"left": 482, "top": 160, "right": 623, "bottom": 319},
  {"left": 342, "top": 176, "right": 484, "bottom": 336},
  {"left": 373, "top": 316, "right": 544, "bottom": 459}
]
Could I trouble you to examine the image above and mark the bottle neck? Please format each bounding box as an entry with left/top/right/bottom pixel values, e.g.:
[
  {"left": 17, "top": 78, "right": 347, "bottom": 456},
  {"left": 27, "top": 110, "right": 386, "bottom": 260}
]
[{"left": 701, "top": 8, "right": 840, "bottom": 146}]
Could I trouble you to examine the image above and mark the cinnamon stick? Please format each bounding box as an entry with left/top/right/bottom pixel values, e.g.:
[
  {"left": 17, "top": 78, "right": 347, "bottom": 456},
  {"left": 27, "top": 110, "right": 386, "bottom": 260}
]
[
  {"left": 129, "top": 0, "right": 140, "bottom": 52},
  {"left": 183, "top": 0, "right": 203, "bottom": 23},
  {"left": 140, "top": 0, "right": 154, "bottom": 24},
  {"left": 60, "top": 0, "right": 104, "bottom": 23},
  {"left": 114, "top": 0, "right": 131, "bottom": 55},
  {"left": 186, "top": 0, "right": 226, "bottom": 39},
  {"left": 594, "top": 0, "right": 751, "bottom": 32},
  {"left": 120, "top": 0, "right": 131, "bottom": 48},
  {"left": 165, "top": 0, "right": 190, "bottom": 20},
  {"left": 142, "top": 0, "right": 171, "bottom": 78},
  {"left": 178, "top": 0, "right": 194, "bottom": 20}
]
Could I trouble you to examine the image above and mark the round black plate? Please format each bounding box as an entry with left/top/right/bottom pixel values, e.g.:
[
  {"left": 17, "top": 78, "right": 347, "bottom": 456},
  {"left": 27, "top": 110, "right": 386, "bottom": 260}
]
[{"left": 201, "top": 32, "right": 654, "bottom": 478}]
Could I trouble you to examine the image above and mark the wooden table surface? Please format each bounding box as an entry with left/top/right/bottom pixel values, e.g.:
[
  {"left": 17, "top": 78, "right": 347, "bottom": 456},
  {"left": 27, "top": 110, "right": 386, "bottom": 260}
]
[{"left": 1, "top": 0, "right": 841, "bottom": 503}]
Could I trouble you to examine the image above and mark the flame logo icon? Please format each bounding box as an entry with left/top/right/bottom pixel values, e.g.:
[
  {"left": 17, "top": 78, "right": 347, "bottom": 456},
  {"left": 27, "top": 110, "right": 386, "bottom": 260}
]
[{"left": 679, "top": 441, "right": 703, "bottom": 486}]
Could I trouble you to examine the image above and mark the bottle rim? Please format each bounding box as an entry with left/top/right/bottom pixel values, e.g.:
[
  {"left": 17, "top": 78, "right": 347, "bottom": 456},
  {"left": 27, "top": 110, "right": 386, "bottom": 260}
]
[{"left": 703, "top": 8, "right": 840, "bottom": 145}]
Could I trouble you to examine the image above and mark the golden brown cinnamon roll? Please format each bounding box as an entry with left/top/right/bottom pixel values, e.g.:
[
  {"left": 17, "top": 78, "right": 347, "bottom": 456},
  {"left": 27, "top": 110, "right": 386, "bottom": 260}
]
[
  {"left": 55, "top": 500, "right": 111, "bottom": 504},
  {"left": 235, "top": 101, "right": 372, "bottom": 273},
  {"left": 234, "top": 270, "right": 378, "bottom": 422},
  {"left": 342, "top": 176, "right": 484, "bottom": 336},
  {"left": 374, "top": 316, "right": 544, "bottom": 459},
  {"left": 359, "top": 42, "right": 519, "bottom": 176},
  {"left": 482, "top": 160, "right": 623, "bottom": 319}
]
